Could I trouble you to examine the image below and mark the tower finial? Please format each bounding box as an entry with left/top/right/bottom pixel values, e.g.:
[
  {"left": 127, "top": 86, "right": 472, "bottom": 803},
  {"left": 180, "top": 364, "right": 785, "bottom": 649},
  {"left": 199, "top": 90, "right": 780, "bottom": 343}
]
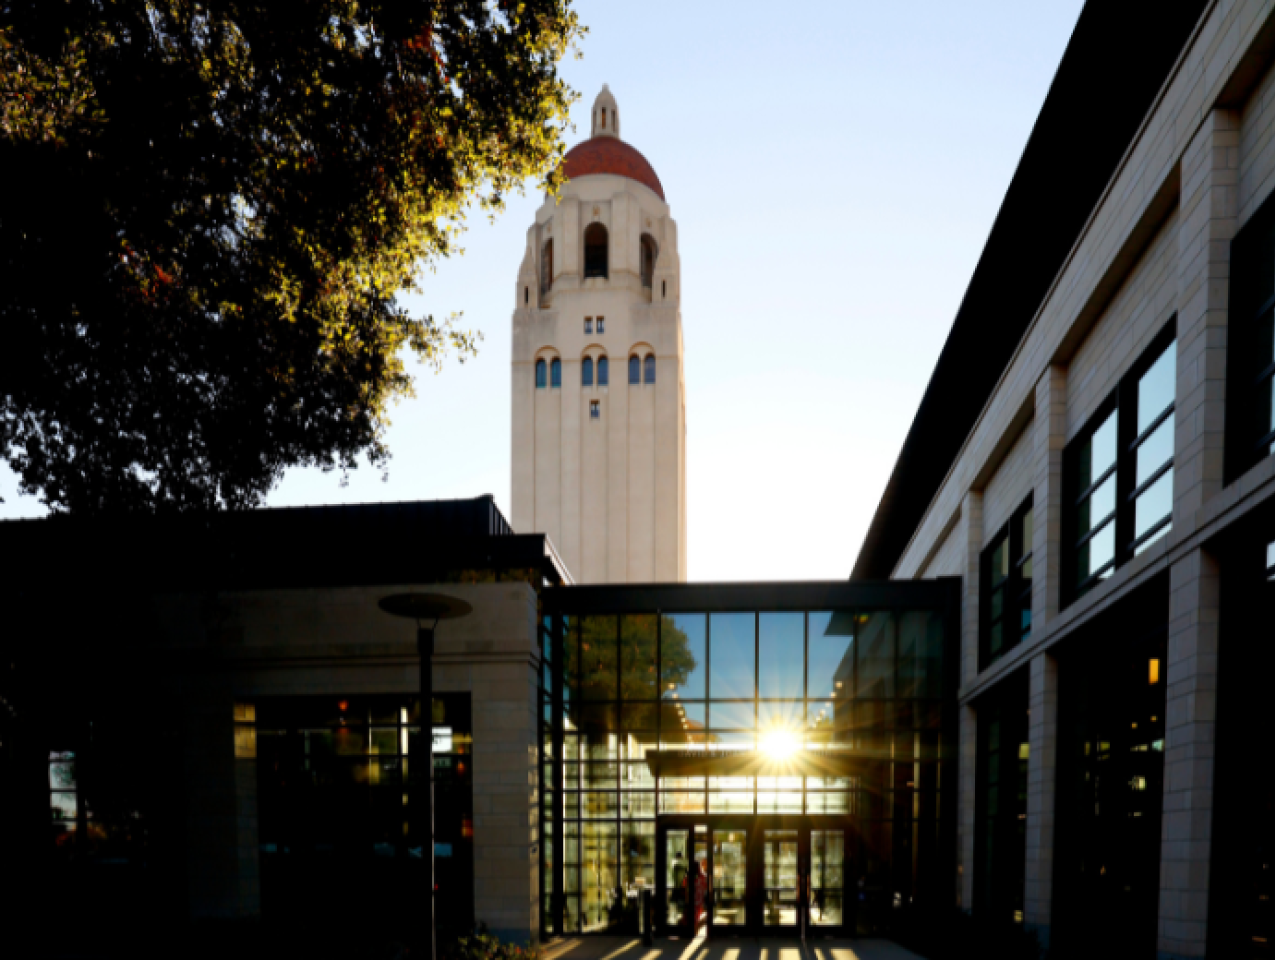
[{"left": 591, "top": 85, "right": 619, "bottom": 140}]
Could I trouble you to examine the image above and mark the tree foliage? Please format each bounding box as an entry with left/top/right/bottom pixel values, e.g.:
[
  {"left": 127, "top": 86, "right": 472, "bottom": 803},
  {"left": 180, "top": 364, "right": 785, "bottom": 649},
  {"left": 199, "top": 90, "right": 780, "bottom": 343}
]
[{"left": 0, "top": 1, "right": 583, "bottom": 512}]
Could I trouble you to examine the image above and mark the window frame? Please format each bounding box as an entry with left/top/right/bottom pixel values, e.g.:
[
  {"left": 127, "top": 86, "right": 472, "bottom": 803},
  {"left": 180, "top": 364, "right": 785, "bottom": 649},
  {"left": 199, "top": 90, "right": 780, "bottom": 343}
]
[
  {"left": 582, "top": 356, "right": 593, "bottom": 387},
  {"left": 1063, "top": 320, "right": 1177, "bottom": 605},
  {"left": 535, "top": 359, "right": 547, "bottom": 390},
  {"left": 628, "top": 355, "right": 640, "bottom": 385},
  {"left": 597, "top": 355, "right": 609, "bottom": 386},
  {"left": 1122, "top": 336, "right": 1177, "bottom": 557},
  {"left": 644, "top": 355, "right": 656, "bottom": 385},
  {"left": 1226, "top": 191, "right": 1275, "bottom": 481},
  {"left": 979, "top": 495, "right": 1033, "bottom": 671},
  {"left": 1067, "top": 396, "right": 1120, "bottom": 597},
  {"left": 550, "top": 357, "right": 562, "bottom": 389}
]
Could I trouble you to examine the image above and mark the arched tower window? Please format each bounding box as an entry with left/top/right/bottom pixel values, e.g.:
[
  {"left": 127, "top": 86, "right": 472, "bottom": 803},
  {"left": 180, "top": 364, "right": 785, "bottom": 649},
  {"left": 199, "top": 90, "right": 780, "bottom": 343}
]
[
  {"left": 540, "top": 238, "right": 553, "bottom": 296},
  {"left": 535, "top": 359, "right": 546, "bottom": 389},
  {"left": 640, "top": 234, "right": 658, "bottom": 288},
  {"left": 582, "top": 356, "right": 594, "bottom": 387},
  {"left": 550, "top": 357, "right": 562, "bottom": 388},
  {"left": 597, "top": 355, "right": 609, "bottom": 386},
  {"left": 584, "top": 223, "right": 608, "bottom": 279},
  {"left": 629, "top": 355, "right": 640, "bottom": 385},
  {"left": 644, "top": 354, "right": 656, "bottom": 384}
]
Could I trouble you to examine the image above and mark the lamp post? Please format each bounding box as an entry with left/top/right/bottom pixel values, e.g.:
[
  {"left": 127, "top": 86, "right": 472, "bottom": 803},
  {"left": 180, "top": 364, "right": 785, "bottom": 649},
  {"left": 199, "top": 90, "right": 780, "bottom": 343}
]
[{"left": 379, "top": 592, "right": 473, "bottom": 960}]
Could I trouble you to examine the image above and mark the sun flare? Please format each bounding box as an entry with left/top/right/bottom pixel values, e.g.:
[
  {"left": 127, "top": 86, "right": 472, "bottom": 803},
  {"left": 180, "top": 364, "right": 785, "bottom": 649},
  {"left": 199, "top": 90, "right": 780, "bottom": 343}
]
[{"left": 759, "top": 726, "right": 801, "bottom": 761}]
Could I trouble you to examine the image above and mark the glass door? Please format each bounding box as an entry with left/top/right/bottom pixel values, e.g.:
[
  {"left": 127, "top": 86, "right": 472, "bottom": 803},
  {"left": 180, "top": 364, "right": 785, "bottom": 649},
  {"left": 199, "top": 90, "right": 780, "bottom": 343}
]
[
  {"left": 664, "top": 829, "right": 691, "bottom": 930},
  {"left": 762, "top": 829, "right": 800, "bottom": 929},
  {"left": 711, "top": 828, "right": 749, "bottom": 928},
  {"left": 809, "top": 829, "right": 847, "bottom": 934},
  {"left": 658, "top": 822, "right": 709, "bottom": 937}
]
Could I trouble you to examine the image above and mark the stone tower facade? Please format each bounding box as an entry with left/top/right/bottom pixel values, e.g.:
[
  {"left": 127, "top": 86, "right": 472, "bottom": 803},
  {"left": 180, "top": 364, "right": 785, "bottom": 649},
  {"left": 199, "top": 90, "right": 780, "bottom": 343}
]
[{"left": 511, "top": 86, "right": 687, "bottom": 584}]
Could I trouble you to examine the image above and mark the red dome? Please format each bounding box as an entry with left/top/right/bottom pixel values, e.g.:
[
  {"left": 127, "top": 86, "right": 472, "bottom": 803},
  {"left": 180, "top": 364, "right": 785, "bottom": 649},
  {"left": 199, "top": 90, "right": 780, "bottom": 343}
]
[{"left": 560, "top": 137, "right": 665, "bottom": 200}]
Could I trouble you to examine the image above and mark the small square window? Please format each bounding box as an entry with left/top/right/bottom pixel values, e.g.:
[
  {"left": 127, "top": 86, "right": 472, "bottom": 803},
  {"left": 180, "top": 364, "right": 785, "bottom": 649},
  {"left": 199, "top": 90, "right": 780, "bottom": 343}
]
[
  {"left": 585, "top": 318, "right": 593, "bottom": 334},
  {"left": 596, "top": 317, "right": 605, "bottom": 334},
  {"left": 590, "top": 401, "right": 600, "bottom": 420}
]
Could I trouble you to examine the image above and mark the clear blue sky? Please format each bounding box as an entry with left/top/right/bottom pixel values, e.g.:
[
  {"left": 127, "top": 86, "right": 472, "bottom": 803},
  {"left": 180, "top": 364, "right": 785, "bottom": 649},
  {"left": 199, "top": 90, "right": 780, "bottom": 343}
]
[{"left": 0, "top": 0, "right": 1085, "bottom": 581}]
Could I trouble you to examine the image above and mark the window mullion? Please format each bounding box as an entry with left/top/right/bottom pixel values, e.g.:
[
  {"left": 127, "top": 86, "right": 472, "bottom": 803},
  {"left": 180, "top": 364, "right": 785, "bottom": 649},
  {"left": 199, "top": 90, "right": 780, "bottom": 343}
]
[
  {"left": 1127, "top": 455, "right": 1174, "bottom": 503},
  {"left": 1128, "top": 403, "right": 1175, "bottom": 450},
  {"left": 1115, "top": 381, "right": 1137, "bottom": 567},
  {"left": 1073, "top": 461, "right": 1118, "bottom": 506}
]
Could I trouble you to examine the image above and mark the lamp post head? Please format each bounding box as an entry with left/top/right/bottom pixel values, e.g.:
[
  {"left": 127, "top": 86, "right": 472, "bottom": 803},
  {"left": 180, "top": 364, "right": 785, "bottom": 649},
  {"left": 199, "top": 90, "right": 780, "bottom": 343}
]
[{"left": 378, "top": 592, "right": 473, "bottom": 623}]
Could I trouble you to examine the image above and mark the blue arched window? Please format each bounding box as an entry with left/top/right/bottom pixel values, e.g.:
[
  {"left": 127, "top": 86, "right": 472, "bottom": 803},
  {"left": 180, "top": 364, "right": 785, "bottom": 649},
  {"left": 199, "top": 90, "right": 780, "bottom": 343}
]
[
  {"left": 597, "top": 356, "right": 609, "bottom": 386},
  {"left": 644, "top": 355, "right": 656, "bottom": 384},
  {"left": 582, "top": 356, "right": 594, "bottom": 387},
  {"left": 535, "top": 359, "right": 546, "bottom": 389},
  {"left": 550, "top": 357, "right": 562, "bottom": 388},
  {"left": 629, "top": 355, "right": 640, "bottom": 385}
]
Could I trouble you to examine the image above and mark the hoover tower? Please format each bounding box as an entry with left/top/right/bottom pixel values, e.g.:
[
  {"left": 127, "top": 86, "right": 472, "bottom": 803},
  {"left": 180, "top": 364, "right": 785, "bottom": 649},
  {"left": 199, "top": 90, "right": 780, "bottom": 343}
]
[{"left": 510, "top": 85, "right": 687, "bottom": 583}]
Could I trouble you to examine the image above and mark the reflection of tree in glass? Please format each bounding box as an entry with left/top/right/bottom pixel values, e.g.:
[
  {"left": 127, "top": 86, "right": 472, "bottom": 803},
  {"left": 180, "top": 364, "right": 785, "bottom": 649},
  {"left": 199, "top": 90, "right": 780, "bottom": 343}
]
[
  {"left": 50, "top": 758, "right": 77, "bottom": 789},
  {"left": 566, "top": 615, "right": 697, "bottom": 702}
]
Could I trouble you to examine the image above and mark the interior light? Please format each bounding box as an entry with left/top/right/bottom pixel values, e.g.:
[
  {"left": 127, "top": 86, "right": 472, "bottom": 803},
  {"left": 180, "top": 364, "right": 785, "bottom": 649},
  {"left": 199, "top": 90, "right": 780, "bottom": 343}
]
[
  {"left": 1149, "top": 659, "right": 1161, "bottom": 685},
  {"left": 835, "top": 681, "right": 843, "bottom": 688},
  {"left": 338, "top": 700, "right": 349, "bottom": 712}
]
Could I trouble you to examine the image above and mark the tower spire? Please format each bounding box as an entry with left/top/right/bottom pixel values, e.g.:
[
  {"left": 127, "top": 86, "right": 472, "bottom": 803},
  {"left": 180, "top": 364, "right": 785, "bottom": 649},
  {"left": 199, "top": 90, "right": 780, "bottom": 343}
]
[{"left": 590, "top": 84, "right": 620, "bottom": 140}]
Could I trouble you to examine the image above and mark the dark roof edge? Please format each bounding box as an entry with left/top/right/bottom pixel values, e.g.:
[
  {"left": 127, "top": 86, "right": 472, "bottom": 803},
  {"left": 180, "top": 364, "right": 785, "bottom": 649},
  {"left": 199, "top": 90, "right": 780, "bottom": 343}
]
[
  {"left": 544, "top": 578, "right": 960, "bottom": 614},
  {"left": 851, "top": 0, "right": 1211, "bottom": 581}
]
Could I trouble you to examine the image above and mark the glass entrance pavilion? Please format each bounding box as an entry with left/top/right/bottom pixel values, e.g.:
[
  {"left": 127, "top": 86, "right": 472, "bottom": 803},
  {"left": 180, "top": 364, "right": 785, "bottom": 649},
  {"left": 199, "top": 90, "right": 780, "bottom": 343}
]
[{"left": 538, "top": 580, "right": 960, "bottom": 938}]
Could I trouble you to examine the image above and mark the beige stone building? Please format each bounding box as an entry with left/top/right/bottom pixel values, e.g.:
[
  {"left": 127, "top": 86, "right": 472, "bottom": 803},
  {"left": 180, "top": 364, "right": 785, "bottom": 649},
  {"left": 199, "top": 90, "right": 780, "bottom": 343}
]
[
  {"left": 852, "top": 2, "right": 1275, "bottom": 957},
  {"left": 510, "top": 86, "right": 687, "bottom": 584}
]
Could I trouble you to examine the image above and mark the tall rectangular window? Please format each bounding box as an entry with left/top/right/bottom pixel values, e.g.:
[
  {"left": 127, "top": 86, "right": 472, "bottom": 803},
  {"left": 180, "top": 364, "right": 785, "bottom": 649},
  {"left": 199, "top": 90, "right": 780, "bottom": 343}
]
[
  {"left": 1065, "top": 322, "right": 1176, "bottom": 604},
  {"left": 974, "top": 670, "right": 1029, "bottom": 925},
  {"left": 980, "top": 496, "right": 1033, "bottom": 670},
  {"left": 1073, "top": 408, "right": 1118, "bottom": 591},
  {"left": 1128, "top": 340, "right": 1176, "bottom": 554},
  {"left": 1227, "top": 189, "right": 1275, "bottom": 479}
]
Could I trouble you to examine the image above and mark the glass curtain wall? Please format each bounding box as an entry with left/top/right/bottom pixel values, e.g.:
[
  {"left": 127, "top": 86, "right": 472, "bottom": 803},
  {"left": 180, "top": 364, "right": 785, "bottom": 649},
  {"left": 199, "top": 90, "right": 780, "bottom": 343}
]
[
  {"left": 543, "top": 607, "right": 949, "bottom": 934},
  {"left": 1052, "top": 601, "right": 1167, "bottom": 960},
  {"left": 974, "top": 670, "right": 1030, "bottom": 925}
]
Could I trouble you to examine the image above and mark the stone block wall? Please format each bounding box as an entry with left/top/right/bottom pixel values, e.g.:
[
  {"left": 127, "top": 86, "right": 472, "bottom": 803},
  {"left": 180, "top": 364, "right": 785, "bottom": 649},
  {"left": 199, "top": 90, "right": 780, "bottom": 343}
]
[{"left": 165, "top": 580, "right": 544, "bottom": 944}]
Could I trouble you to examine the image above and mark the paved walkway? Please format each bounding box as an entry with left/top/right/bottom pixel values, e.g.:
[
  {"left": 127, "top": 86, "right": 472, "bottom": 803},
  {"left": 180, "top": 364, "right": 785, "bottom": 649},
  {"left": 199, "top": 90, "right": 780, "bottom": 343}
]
[{"left": 543, "top": 935, "right": 925, "bottom": 960}]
